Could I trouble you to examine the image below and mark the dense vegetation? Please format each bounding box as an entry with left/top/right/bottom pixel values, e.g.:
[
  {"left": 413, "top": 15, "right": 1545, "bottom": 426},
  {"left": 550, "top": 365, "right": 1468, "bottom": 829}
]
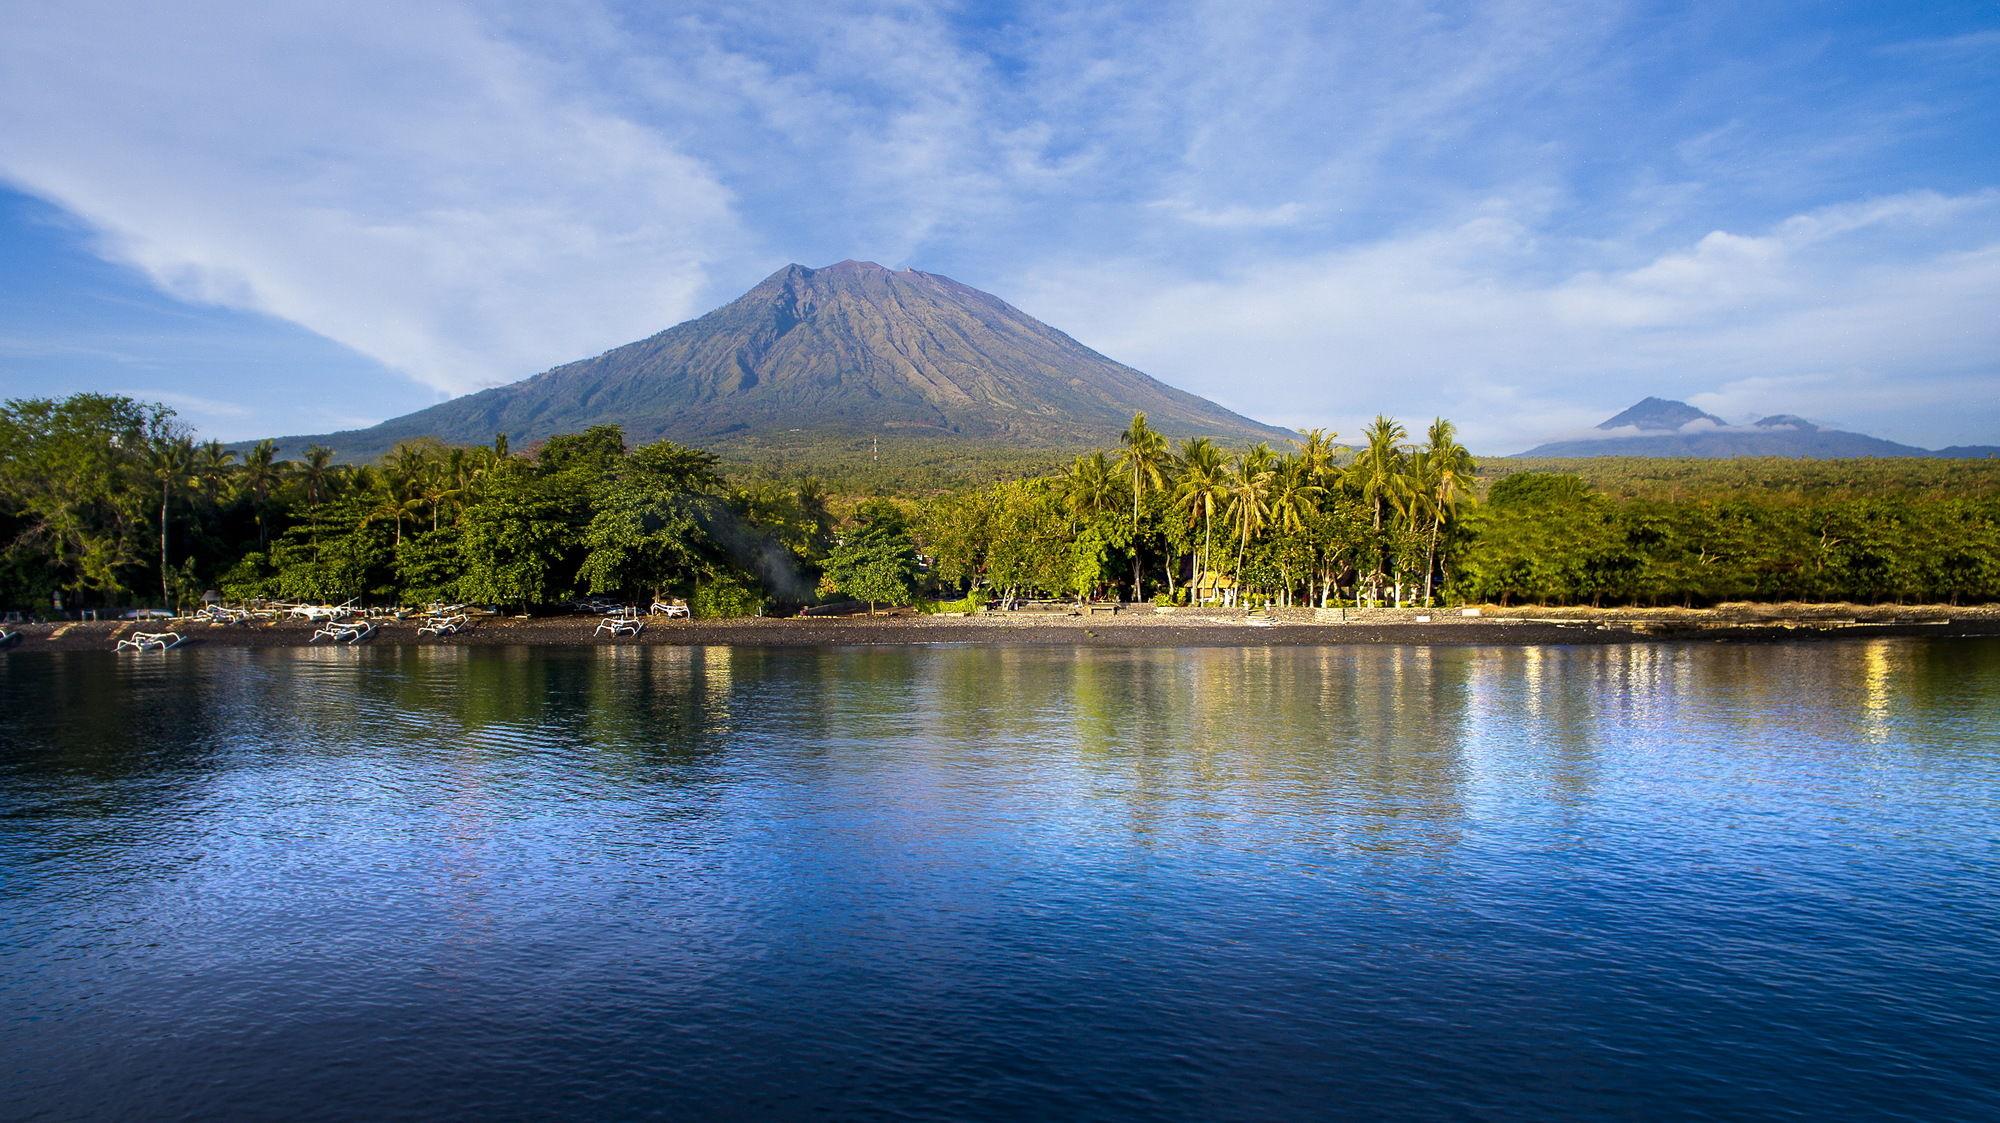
[{"left": 3, "top": 394, "right": 1997, "bottom": 615}]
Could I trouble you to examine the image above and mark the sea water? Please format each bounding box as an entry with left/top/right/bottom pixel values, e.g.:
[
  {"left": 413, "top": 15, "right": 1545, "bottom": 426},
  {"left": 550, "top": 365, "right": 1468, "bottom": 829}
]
[{"left": 3, "top": 641, "right": 1997, "bottom": 1120}]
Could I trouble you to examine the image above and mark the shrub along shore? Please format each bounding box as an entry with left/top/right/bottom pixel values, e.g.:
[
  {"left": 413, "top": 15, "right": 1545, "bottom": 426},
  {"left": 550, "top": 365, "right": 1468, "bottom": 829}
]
[{"left": 4, "top": 394, "right": 1998, "bottom": 623}]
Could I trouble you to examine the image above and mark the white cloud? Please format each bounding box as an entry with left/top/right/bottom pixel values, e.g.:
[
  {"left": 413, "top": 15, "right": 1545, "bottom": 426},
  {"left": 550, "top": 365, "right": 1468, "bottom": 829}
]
[
  {"left": 1007, "top": 190, "right": 2000, "bottom": 452},
  {"left": 1150, "top": 199, "right": 1308, "bottom": 229},
  {"left": 115, "top": 389, "right": 249, "bottom": 420},
  {"left": 0, "top": 1, "right": 742, "bottom": 396}
]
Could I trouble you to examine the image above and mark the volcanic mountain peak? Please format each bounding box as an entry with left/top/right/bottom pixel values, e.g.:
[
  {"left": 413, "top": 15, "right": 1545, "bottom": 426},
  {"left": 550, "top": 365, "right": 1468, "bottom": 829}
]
[
  {"left": 1598, "top": 397, "right": 1725, "bottom": 431},
  {"left": 1521, "top": 396, "right": 1984, "bottom": 459},
  {"left": 264, "top": 261, "right": 1292, "bottom": 461}
]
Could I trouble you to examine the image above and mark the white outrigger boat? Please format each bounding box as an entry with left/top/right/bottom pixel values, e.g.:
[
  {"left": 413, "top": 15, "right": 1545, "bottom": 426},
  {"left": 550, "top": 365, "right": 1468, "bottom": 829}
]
[
  {"left": 284, "top": 598, "right": 358, "bottom": 623},
  {"left": 596, "top": 610, "right": 644, "bottom": 639},
  {"left": 649, "top": 600, "right": 690, "bottom": 618},
  {"left": 418, "top": 613, "right": 469, "bottom": 637},
  {"left": 311, "top": 620, "right": 376, "bottom": 643},
  {"left": 116, "top": 631, "right": 184, "bottom": 652}
]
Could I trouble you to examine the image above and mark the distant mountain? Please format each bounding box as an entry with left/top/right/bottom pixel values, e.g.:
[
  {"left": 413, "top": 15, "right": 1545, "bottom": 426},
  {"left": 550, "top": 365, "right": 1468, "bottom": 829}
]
[
  {"left": 1598, "top": 396, "right": 1726, "bottom": 432},
  {"left": 266, "top": 260, "right": 1291, "bottom": 460},
  {"left": 1521, "top": 398, "right": 1986, "bottom": 459}
]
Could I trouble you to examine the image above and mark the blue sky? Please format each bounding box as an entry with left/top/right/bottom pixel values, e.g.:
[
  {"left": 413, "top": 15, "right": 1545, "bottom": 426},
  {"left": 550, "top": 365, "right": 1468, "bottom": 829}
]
[{"left": 2, "top": 1, "right": 1996, "bottom": 453}]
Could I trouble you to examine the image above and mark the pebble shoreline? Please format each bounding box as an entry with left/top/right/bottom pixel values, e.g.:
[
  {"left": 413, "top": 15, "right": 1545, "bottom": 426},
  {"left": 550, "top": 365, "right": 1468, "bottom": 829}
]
[{"left": 8, "top": 604, "right": 2000, "bottom": 653}]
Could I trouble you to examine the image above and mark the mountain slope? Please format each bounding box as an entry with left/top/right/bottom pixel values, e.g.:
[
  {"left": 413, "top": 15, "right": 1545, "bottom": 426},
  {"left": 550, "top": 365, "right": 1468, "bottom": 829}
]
[
  {"left": 1519, "top": 398, "right": 1981, "bottom": 458},
  {"left": 270, "top": 260, "right": 1291, "bottom": 460}
]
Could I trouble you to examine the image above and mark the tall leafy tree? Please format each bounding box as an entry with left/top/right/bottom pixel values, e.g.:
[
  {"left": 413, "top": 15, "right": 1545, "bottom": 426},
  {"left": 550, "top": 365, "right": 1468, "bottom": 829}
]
[
  {"left": 822, "top": 501, "right": 919, "bottom": 613},
  {"left": 577, "top": 440, "right": 725, "bottom": 601},
  {"left": 0, "top": 394, "right": 163, "bottom": 603}
]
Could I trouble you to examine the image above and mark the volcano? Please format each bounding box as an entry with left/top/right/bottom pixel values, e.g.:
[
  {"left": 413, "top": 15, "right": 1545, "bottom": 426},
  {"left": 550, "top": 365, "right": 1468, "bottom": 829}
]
[{"left": 269, "top": 260, "right": 1291, "bottom": 460}]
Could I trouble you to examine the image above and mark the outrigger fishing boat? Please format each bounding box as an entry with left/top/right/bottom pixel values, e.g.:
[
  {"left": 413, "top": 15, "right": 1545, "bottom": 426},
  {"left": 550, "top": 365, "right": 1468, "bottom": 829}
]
[
  {"left": 418, "top": 613, "right": 469, "bottom": 637},
  {"left": 596, "top": 610, "right": 644, "bottom": 639},
  {"left": 282, "top": 598, "right": 359, "bottom": 622},
  {"left": 310, "top": 620, "right": 376, "bottom": 643},
  {"left": 116, "top": 631, "right": 184, "bottom": 652}
]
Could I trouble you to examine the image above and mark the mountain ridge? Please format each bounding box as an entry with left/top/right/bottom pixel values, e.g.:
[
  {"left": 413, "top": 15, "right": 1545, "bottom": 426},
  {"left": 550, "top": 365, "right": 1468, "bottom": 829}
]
[
  {"left": 1522, "top": 398, "right": 1994, "bottom": 459},
  {"left": 264, "top": 260, "right": 1292, "bottom": 460}
]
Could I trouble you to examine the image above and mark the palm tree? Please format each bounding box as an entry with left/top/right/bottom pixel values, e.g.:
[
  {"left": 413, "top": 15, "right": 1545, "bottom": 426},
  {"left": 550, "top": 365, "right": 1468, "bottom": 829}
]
[
  {"left": 1116, "top": 413, "right": 1171, "bottom": 600},
  {"left": 241, "top": 439, "right": 283, "bottom": 547},
  {"left": 1062, "top": 452, "right": 1121, "bottom": 524},
  {"left": 1265, "top": 456, "right": 1323, "bottom": 536},
  {"left": 1172, "top": 437, "right": 1228, "bottom": 594},
  {"left": 302, "top": 445, "right": 335, "bottom": 507},
  {"left": 195, "top": 440, "right": 236, "bottom": 504},
  {"left": 1418, "top": 418, "right": 1476, "bottom": 604},
  {"left": 144, "top": 434, "right": 197, "bottom": 608},
  {"left": 1351, "top": 416, "right": 1409, "bottom": 603},
  {"left": 1224, "top": 446, "right": 1274, "bottom": 581},
  {"left": 1291, "top": 428, "right": 1343, "bottom": 488}
]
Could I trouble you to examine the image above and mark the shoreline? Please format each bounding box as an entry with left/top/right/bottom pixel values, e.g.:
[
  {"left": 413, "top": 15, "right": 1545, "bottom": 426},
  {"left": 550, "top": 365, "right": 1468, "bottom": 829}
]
[{"left": 8, "top": 603, "right": 2000, "bottom": 653}]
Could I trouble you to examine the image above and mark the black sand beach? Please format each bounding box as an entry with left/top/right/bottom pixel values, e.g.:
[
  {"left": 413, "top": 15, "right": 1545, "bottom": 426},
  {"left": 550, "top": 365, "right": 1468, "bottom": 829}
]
[{"left": 10, "top": 603, "right": 2000, "bottom": 653}]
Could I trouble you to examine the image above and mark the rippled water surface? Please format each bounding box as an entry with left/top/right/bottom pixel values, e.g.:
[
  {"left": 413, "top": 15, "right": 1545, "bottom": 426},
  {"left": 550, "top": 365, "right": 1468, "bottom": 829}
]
[{"left": 3, "top": 641, "right": 1998, "bottom": 1120}]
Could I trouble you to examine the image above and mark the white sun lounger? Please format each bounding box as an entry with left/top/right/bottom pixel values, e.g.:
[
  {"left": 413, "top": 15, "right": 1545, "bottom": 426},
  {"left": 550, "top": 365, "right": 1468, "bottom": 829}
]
[{"left": 116, "top": 631, "right": 184, "bottom": 652}]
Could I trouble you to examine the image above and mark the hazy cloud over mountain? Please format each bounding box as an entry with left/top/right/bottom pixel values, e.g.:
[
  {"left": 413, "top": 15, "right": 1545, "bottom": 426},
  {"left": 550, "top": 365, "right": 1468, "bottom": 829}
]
[{"left": 1, "top": 1, "right": 1995, "bottom": 451}]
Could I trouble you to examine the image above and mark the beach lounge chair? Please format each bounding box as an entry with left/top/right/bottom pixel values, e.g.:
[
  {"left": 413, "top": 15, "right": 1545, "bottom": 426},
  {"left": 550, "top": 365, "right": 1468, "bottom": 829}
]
[{"left": 115, "top": 631, "right": 184, "bottom": 652}]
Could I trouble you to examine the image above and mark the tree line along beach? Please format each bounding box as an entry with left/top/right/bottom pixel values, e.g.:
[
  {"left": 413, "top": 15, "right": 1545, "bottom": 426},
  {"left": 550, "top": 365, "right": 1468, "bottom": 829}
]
[{"left": 4, "top": 394, "right": 1999, "bottom": 640}]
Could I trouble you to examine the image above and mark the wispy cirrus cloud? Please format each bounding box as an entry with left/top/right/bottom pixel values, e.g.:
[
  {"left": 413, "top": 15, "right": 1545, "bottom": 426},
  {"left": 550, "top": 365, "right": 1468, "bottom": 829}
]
[
  {"left": 0, "top": 0, "right": 1995, "bottom": 449},
  {"left": 0, "top": 0, "right": 742, "bottom": 397}
]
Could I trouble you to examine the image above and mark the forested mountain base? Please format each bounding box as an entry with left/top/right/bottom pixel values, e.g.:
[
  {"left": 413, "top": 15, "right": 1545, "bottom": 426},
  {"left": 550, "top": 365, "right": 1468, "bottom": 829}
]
[{"left": 4, "top": 394, "right": 1997, "bottom": 615}]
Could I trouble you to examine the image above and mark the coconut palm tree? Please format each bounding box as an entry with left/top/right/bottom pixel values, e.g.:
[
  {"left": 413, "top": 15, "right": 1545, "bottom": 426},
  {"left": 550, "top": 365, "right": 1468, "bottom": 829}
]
[
  {"left": 1224, "top": 446, "right": 1275, "bottom": 580},
  {"left": 1291, "top": 428, "right": 1343, "bottom": 488},
  {"left": 1172, "top": 437, "right": 1228, "bottom": 592},
  {"left": 241, "top": 439, "right": 283, "bottom": 546},
  {"left": 1418, "top": 417, "right": 1476, "bottom": 604},
  {"left": 302, "top": 445, "right": 335, "bottom": 507},
  {"left": 195, "top": 440, "right": 237, "bottom": 505},
  {"left": 1351, "top": 416, "right": 1409, "bottom": 602},
  {"left": 144, "top": 433, "right": 197, "bottom": 607},
  {"left": 1265, "top": 456, "right": 1323, "bottom": 536},
  {"left": 1116, "top": 413, "right": 1171, "bottom": 600},
  {"left": 1063, "top": 452, "right": 1121, "bottom": 524},
  {"left": 376, "top": 444, "right": 438, "bottom": 545}
]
